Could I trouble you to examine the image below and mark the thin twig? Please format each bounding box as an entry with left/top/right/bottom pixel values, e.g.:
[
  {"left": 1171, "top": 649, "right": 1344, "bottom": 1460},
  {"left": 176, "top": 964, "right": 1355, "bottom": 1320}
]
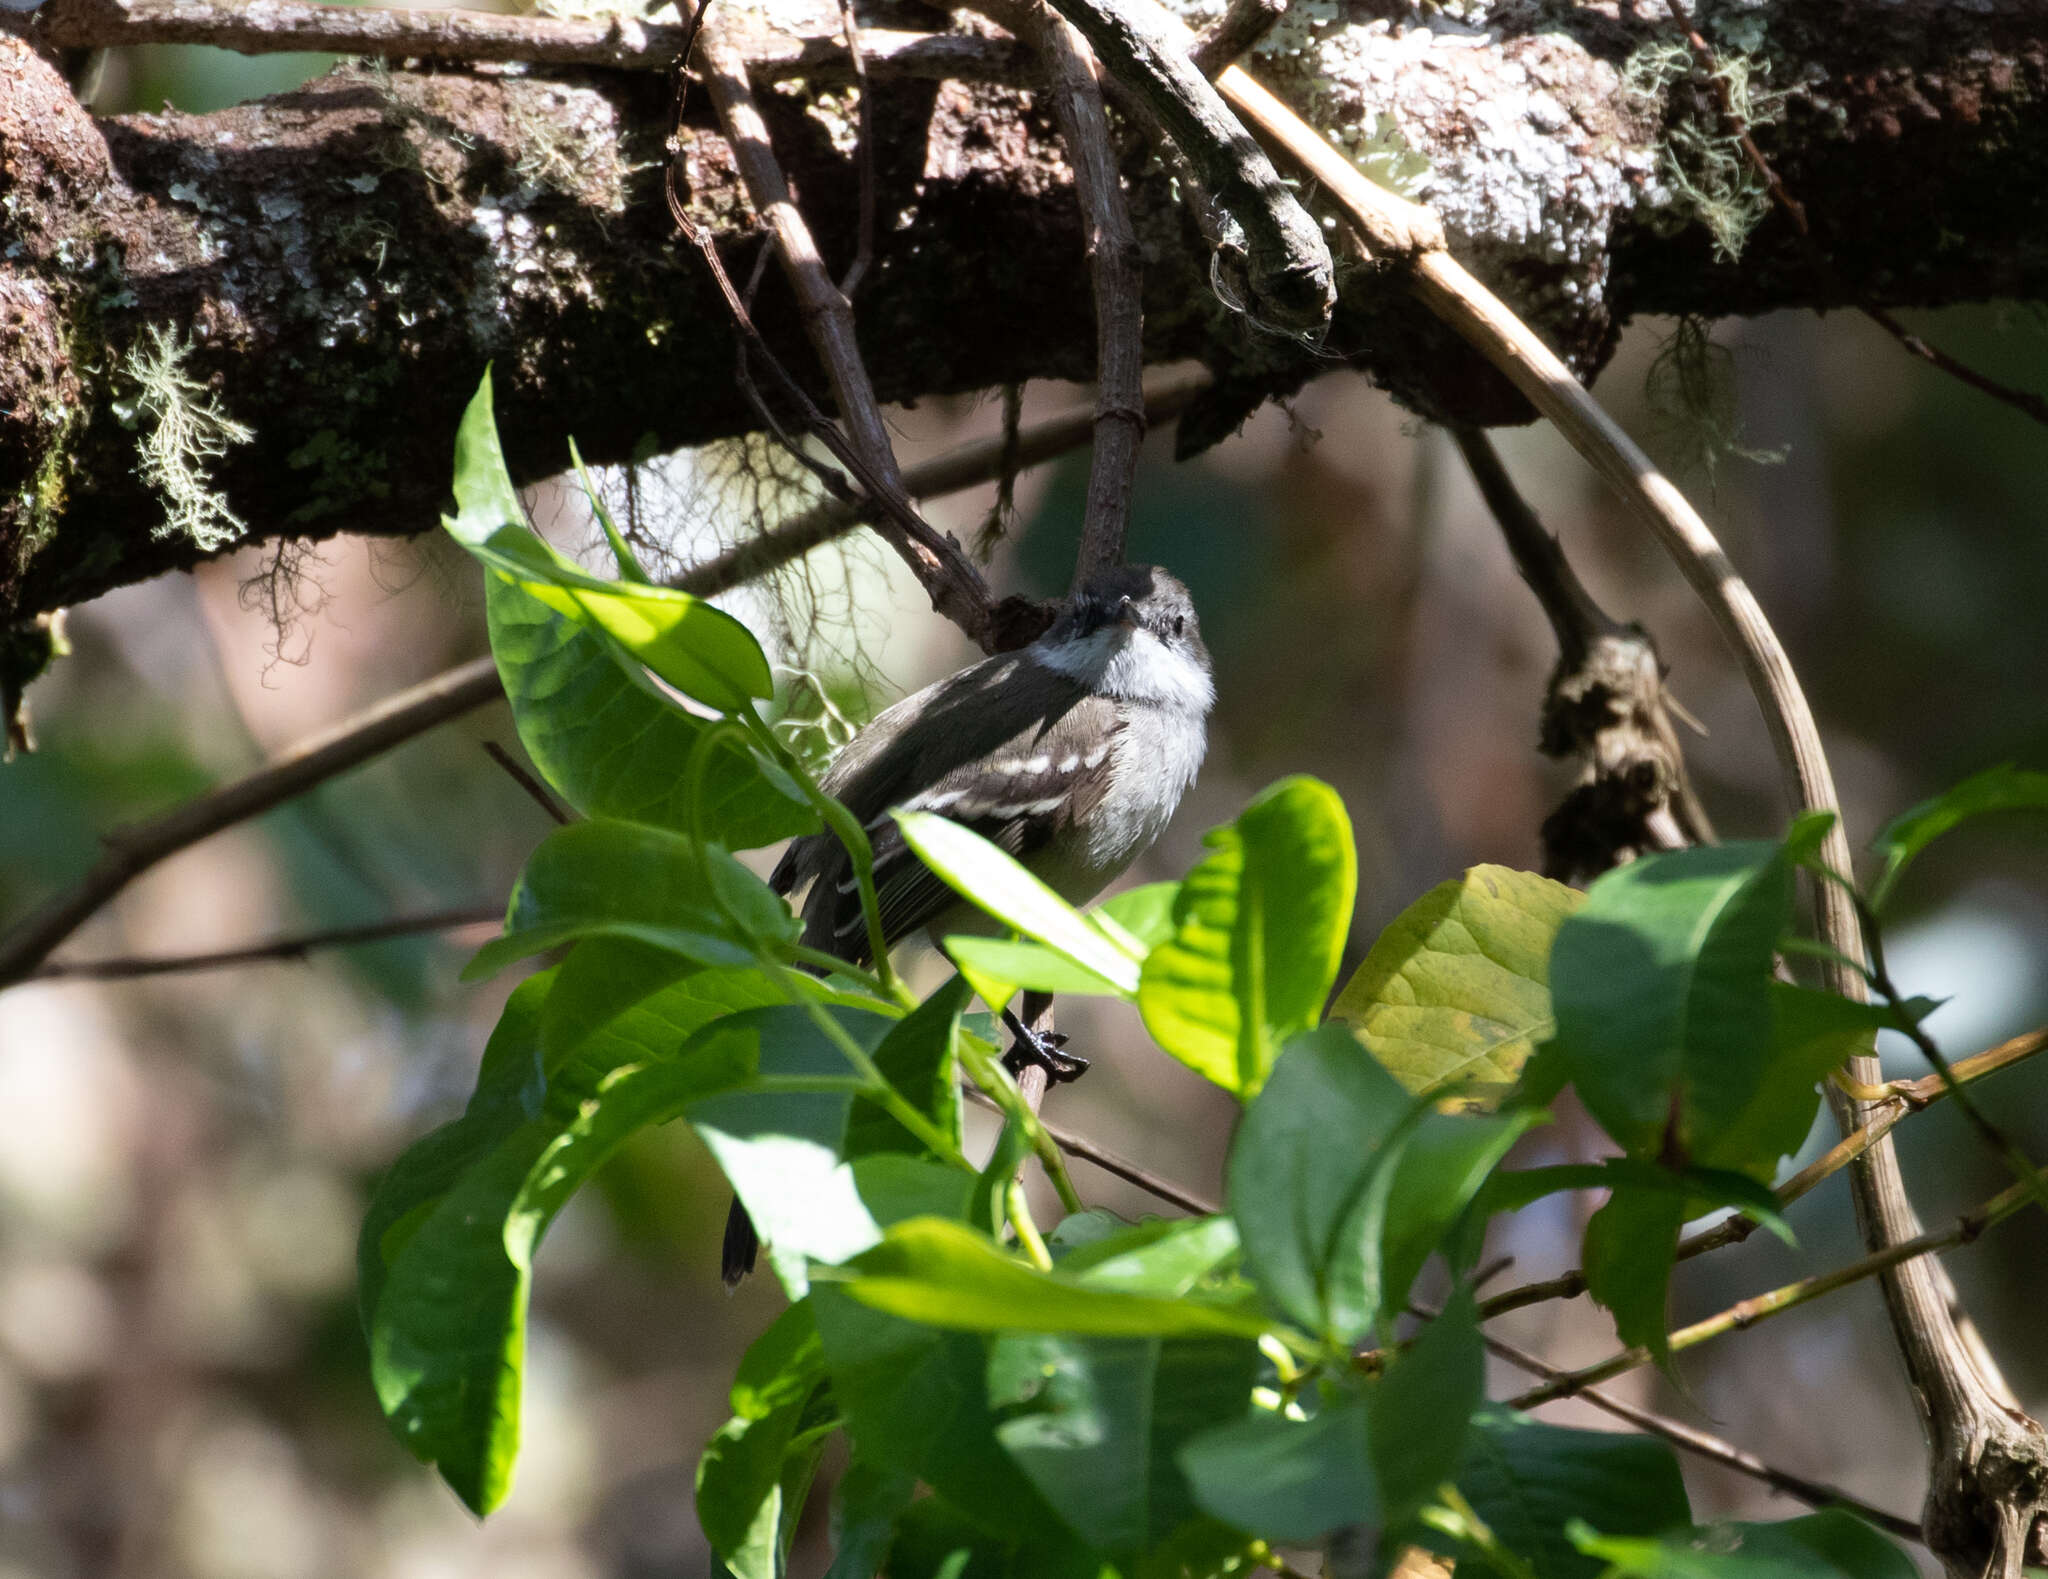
[
  {"left": 677, "top": 28, "right": 1010, "bottom": 650},
  {"left": 27, "top": 0, "right": 1036, "bottom": 82},
  {"left": 1505, "top": 1179, "right": 2033, "bottom": 1411},
  {"left": 1187, "top": 0, "right": 1286, "bottom": 78},
  {"left": 962, "top": 1085, "right": 1219, "bottom": 1214},
  {"left": 833, "top": 0, "right": 879, "bottom": 298},
  {"left": 1477, "top": 1025, "right": 2048, "bottom": 1322},
  {"left": 0, "top": 657, "right": 504, "bottom": 989},
  {"left": 1476, "top": 1323, "right": 1924, "bottom": 1543},
  {"left": 32, "top": 906, "right": 506, "bottom": 981},
  {"left": 1656, "top": 0, "right": 2048, "bottom": 433},
  {"left": 1003, "top": 0, "right": 1147, "bottom": 585},
  {"left": 482, "top": 741, "right": 572, "bottom": 825},
  {"left": 0, "top": 375, "right": 1209, "bottom": 991}
]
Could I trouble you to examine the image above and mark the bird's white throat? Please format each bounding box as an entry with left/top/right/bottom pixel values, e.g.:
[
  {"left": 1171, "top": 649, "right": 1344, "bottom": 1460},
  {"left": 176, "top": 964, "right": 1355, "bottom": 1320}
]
[{"left": 1035, "top": 627, "right": 1215, "bottom": 715}]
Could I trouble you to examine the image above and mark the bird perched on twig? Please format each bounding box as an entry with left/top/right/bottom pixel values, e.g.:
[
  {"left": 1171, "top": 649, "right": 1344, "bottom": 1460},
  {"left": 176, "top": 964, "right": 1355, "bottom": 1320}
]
[{"left": 724, "top": 562, "right": 1214, "bottom": 1283}]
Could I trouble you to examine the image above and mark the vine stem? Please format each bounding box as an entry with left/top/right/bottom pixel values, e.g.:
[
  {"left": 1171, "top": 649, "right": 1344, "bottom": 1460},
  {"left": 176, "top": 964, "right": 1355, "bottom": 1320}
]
[{"left": 1506, "top": 1179, "right": 2033, "bottom": 1411}]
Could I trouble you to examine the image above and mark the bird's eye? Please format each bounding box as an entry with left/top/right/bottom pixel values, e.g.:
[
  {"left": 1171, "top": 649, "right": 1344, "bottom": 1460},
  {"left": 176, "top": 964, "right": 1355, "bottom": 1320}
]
[{"left": 1172, "top": 615, "right": 1186, "bottom": 638}]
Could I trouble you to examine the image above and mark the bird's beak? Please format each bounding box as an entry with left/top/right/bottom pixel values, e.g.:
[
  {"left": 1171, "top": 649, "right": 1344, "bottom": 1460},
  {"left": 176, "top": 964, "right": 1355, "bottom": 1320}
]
[{"left": 1113, "top": 596, "right": 1140, "bottom": 629}]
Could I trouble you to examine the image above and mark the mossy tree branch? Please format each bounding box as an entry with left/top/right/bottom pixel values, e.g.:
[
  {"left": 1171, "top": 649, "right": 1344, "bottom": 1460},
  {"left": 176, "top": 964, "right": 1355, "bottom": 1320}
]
[{"left": 3, "top": 0, "right": 2046, "bottom": 625}]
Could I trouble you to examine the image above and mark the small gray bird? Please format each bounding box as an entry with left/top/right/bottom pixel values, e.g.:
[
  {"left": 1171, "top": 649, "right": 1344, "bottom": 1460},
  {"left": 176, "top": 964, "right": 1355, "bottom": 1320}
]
[{"left": 725, "top": 563, "right": 1214, "bottom": 1282}]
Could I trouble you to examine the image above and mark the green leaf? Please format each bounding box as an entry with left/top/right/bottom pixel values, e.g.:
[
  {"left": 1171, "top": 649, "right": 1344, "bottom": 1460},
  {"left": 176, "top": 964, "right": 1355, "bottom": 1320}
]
[
  {"left": 686, "top": 1006, "right": 900, "bottom": 1294},
  {"left": 697, "top": 1301, "right": 831, "bottom": 1579},
  {"left": 1871, "top": 763, "right": 2048, "bottom": 910},
  {"left": 1381, "top": 1109, "right": 1543, "bottom": 1323},
  {"left": 943, "top": 936, "right": 1128, "bottom": 1000},
  {"left": 1057, "top": 1215, "right": 1242, "bottom": 1297},
  {"left": 1548, "top": 843, "right": 1791, "bottom": 1160},
  {"left": 881, "top": 1495, "right": 1109, "bottom": 1579},
  {"left": 1372, "top": 1287, "right": 1483, "bottom": 1526},
  {"left": 1582, "top": 1188, "right": 1685, "bottom": 1369},
  {"left": 1449, "top": 1410, "right": 1690, "bottom": 1579},
  {"left": 989, "top": 1333, "right": 1261, "bottom": 1558},
  {"left": 362, "top": 973, "right": 767, "bottom": 1513},
  {"left": 895, "top": 811, "right": 1141, "bottom": 993},
  {"left": 811, "top": 1286, "right": 1062, "bottom": 1541},
  {"left": 1179, "top": 1391, "right": 1378, "bottom": 1544},
  {"left": 1226, "top": 1026, "right": 1419, "bottom": 1343},
  {"left": 445, "top": 373, "right": 774, "bottom": 711},
  {"left": 845, "top": 974, "right": 969, "bottom": 1162},
  {"left": 1694, "top": 983, "right": 1877, "bottom": 1177},
  {"left": 1570, "top": 1511, "right": 1917, "bottom": 1579},
  {"left": 1329, "top": 865, "right": 1583, "bottom": 1101},
  {"left": 1138, "top": 777, "right": 1358, "bottom": 1097},
  {"left": 822, "top": 1459, "right": 915, "bottom": 1579},
  {"left": 538, "top": 940, "right": 790, "bottom": 1064},
  {"left": 832, "top": 1218, "right": 1277, "bottom": 1340},
  {"left": 1097, "top": 882, "right": 1182, "bottom": 951},
  {"left": 487, "top": 576, "right": 814, "bottom": 847},
  {"left": 462, "top": 817, "right": 800, "bottom": 981},
  {"left": 568, "top": 435, "right": 650, "bottom": 584}
]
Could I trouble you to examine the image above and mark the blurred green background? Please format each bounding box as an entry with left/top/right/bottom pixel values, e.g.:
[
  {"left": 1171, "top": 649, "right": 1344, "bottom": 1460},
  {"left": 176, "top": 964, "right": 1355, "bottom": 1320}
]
[{"left": 2, "top": 35, "right": 2043, "bottom": 1579}]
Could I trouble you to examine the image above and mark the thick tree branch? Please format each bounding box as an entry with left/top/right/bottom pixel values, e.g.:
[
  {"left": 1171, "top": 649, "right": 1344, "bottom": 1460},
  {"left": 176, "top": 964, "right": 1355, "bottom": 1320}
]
[{"left": 9, "top": 0, "right": 2044, "bottom": 621}]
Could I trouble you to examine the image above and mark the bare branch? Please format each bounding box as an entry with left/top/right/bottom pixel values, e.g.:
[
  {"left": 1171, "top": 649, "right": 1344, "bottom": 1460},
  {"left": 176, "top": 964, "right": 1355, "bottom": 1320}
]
[
  {"left": 995, "top": 0, "right": 1147, "bottom": 585},
  {"left": 1187, "top": 0, "right": 1286, "bottom": 78},
  {"left": 1475, "top": 1321, "right": 1925, "bottom": 1544},
  {"left": 1504, "top": 1178, "right": 2035, "bottom": 1411},
  {"left": 482, "top": 740, "right": 572, "bottom": 826},
  {"left": 24, "top": 0, "right": 1034, "bottom": 83},
  {"left": 832, "top": 0, "right": 879, "bottom": 298},
  {"left": 963, "top": 1084, "right": 1220, "bottom": 1214},
  {"left": 32, "top": 905, "right": 504, "bottom": 981},
  {"left": 1449, "top": 425, "right": 1715, "bottom": 880}
]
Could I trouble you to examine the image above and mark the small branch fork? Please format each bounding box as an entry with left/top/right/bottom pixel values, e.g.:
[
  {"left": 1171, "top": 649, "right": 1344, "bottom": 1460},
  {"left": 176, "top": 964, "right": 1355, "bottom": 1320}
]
[
  {"left": 1449, "top": 425, "right": 1713, "bottom": 882},
  {"left": 1656, "top": 0, "right": 2048, "bottom": 433}
]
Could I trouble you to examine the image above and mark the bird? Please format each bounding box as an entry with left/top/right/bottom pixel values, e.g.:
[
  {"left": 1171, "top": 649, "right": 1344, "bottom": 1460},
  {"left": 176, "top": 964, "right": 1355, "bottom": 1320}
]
[{"left": 723, "top": 562, "right": 1215, "bottom": 1284}]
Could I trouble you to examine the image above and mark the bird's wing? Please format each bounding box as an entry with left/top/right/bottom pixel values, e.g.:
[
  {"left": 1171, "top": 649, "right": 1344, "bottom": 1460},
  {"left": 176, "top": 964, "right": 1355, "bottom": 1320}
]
[{"left": 804, "top": 691, "right": 1127, "bottom": 963}]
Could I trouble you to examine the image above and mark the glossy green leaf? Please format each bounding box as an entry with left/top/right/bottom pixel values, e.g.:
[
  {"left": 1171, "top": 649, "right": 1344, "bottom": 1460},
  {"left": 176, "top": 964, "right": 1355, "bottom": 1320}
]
[
  {"left": 1057, "top": 1215, "right": 1242, "bottom": 1298},
  {"left": 821, "top": 1459, "right": 915, "bottom": 1579},
  {"left": 686, "top": 1006, "right": 900, "bottom": 1294},
  {"left": 845, "top": 974, "right": 969, "bottom": 1162},
  {"left": 990, "top": 1332, "right": 1260, "bottom": 1559},
  {"left": 1571, "top": 1510, "right": 1917, "bottom": 1579},
  {"left": 1139, "top": 776, "right": 1357, "bottom": 1096},
  {"left": 1695, "top": 984, "right": 1878, "bottom": 1177},
  {"left": 446, "top": 374, "right": 773, "bottom": 711},
  {"left": 833, "top": 1218, "right": 1276, "bottom": 1340},
  {"left": 362, "top": 973, "right": 768, "bottom": 1513},
  {"left": 943, "top": 935, "right": 1127, "bottom": 1000},
  {"left": 462, "top": 817, "right": 799, "bottom": 981},
  {"left": 1548, "top": 842, "right": 1791, "bottom": 1160},
  {"left": 697, "top": 1301, "right": 831, "bottom": 1579},
  {"left": 1372, "top": 1287, "right": 1483, "bottom": 1526},
  {"left": 1226, "top": 1026, "right": 1418, "bottom": 1343},
  {"left": 1871, "top": 763, "right": 2048, "bottom": 910},
  {"left": 895, "top": 811, "right": 1141, "bottom": 993},
  {"left": 538, "top": 941, "right": 792, "bottom": 1064},
  {"left": 1448, "top": 1410, "right": 1690, "bottom": 1579},
  {"left": 811, "top": 1286, "right": 1063, "bottom": 1541},
  {"left": 1330, "top": 865, "right": 1583, "bottom": 1101},
  {"left": 1380, "top": 1109, "right": 1542, "bottom": 1324},
  {"left": 1097, "top": 882, "right": 1182, "bottom": 951},
  {"left": 1180, "top": 1391, "right": 1378, "bottom": 1544},
  {"left": 568, "top": 434, "right": 651, "bottom": 584},
  {"left": 881, "top": 1495, "right": 1109, "bottom": 1579},
  {"left": 1582, "top": 1187, "right": 1685, "bottom": 1369},
  {"left": 487, "top": 576, "right": 814, "bottom": 847}
]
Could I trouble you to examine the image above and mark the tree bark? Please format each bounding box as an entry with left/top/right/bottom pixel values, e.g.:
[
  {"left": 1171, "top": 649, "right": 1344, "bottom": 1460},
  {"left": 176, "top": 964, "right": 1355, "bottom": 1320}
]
[{"left": 2, "top": 0, "right": 2044, "bottom": 624}]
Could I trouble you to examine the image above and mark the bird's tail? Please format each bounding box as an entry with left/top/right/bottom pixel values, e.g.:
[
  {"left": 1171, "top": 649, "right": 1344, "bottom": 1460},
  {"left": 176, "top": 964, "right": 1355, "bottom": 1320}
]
[{"left": 721, "top": 1196, "right": 760, "bottom": 1288}]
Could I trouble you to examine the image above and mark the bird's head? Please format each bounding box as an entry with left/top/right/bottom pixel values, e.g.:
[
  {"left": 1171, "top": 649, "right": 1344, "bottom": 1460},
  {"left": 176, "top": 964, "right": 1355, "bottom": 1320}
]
[{"left": 1039, "top": 564, "right": 1213, "bottom": 711}]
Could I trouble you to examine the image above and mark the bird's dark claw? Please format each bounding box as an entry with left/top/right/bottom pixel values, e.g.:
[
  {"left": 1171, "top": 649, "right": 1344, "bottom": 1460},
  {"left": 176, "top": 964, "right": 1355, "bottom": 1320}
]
[{"left": 1000, "top": 1010, "right": 1090, "bottom": 1083}]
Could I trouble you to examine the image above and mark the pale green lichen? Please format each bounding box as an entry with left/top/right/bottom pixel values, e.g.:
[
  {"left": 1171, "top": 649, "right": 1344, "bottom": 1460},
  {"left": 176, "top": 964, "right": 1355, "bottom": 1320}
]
[
  {"left": 1623, "top": 37, "right": 1787, "bottom": 262},
  {"left": 1645, "top": 315, "right": 1785, "bottom": 484},
  {"left": 118, "top": 324, "right": 255, "bottom": 551}
]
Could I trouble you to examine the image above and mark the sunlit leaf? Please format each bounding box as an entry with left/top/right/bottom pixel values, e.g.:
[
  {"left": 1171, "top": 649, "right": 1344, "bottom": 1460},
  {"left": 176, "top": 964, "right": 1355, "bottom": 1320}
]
[
  {"left": 1139, "top": 777, "right": 1358, "bottom": 1097},
  {"left": 895, "top": 811, "right": 1141, "bottom": 993},
  {"left": 462, "top": 817, "right": 798, "bottom": 981},
  {"left": 1329, "top": 865, "right": 1582, "bottom": 1101}
]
